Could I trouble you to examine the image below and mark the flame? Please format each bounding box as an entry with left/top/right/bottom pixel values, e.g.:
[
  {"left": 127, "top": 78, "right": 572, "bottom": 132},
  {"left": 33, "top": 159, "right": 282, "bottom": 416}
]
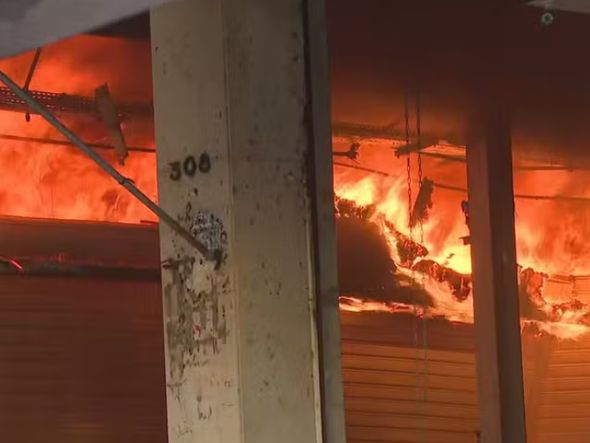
[
  {"left": 334, "top": 138, "right": 471, "bottom": 273},
  {"left": 0, "top": 35, "right": 156, "bottom": 224},
  {"left": 1, "top": 37, "right": 588, "bottom": 340},
  {"left": 334, "top": 137, "right": 590, "bottom": 340}
]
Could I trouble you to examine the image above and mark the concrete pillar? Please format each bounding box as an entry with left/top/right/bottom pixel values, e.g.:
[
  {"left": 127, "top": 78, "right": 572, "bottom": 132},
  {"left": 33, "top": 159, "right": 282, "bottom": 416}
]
[{"left": 151, "top": 1, "right": 324, "bottom": 442}]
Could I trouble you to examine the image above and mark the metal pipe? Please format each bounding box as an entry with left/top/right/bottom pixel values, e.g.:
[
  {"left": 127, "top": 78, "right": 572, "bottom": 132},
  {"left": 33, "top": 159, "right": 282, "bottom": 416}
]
[{"left": 0, "top": 70, "right": 215, "bottom": 261}]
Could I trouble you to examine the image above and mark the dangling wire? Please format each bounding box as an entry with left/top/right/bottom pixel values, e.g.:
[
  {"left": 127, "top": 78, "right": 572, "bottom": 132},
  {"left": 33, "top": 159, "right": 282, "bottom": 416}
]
[
  {"left": 405, "top": 89, "right": 413, "bottom": 242},
  {"left": 405, "top": 85, "right": 430, "bottom": 442},
  {"left": 405, "top": 87, "right": 423, "bottom": 443}
]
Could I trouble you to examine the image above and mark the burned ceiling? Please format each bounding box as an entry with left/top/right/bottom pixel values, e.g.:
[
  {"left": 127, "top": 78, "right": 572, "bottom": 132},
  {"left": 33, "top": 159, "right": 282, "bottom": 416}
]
[{"left": 327, "top": 0, "right": 590, "bottom": 162}]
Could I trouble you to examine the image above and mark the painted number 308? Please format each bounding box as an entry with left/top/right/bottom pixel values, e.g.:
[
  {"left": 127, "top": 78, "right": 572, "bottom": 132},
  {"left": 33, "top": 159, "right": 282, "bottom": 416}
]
[{"left": 169, "top": 153, "right": 211, "bottom": 181}]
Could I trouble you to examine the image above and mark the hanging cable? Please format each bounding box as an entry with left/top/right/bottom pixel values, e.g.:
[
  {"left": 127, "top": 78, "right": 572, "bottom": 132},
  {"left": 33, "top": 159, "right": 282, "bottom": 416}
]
[
  {"left": 405, "top": 87, "right": 424, "bottom": 443},
  {"left": 405, "top": 89, "right": 413, "bottom": 240}
]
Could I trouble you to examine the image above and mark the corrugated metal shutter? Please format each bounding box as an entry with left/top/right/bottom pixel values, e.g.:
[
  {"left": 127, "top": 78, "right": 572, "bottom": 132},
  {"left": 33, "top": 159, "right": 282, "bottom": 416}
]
[
  {"left": 533, "top": 338, "right": 590, "bottom": 443},
  {"left": 0, "top": 274, "right": 167, "bottom": 443},
  {"left": 340, "top": 311, "right": 479, "bottom": 443},
  {"left": 341, "top": 312, "right": 590, "bottom": 443},
  {"left": 3, "top": 220, "right": 590, "bottom": 443}
]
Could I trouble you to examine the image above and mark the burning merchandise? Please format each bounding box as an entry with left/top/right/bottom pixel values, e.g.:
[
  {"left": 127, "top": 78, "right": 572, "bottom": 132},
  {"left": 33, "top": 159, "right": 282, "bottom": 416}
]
[
  {"left": 331, "top": 137, "right": 590, "bottom": 340},
  {"left": 336, "top": 194, "right": 590, "bottom": 339},
  {"left": 409, "top": 177, "right": 434, "bottom": 228}
]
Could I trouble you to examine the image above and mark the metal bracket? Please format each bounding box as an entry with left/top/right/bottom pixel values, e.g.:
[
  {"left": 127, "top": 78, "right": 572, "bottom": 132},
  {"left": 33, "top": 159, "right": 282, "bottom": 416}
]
[
  {"left": 332, "top": 141, "right": 360, "bottom": 160},
  {"left": 23, "top": 47, "right": 42, "bottom": 122}
]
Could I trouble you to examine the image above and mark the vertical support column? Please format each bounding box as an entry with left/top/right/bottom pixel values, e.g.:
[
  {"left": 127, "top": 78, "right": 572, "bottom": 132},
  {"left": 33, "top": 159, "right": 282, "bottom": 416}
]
[
  {"left": 151, "top": 1, "right": 324, "bottom": 442},
  {"left": 467, "top": 106, "right": 528, "bottom": 442},
  {"left": 303, "top": 0, "right": 347, "bottom": 442}
]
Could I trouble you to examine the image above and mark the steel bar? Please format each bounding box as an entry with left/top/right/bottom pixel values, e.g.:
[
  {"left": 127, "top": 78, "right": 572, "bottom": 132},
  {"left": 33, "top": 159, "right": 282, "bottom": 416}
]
[
  {"left": 306, "top": 0, "right": 348, "bottom": 439},
  {"left": 333, "top": 160, "right": 392, "bottom": 177},
  {"left": 468, "top": 107, "right": 527, "bottom": 443},
  {"left": 0, "top": 133, "right": 155, "bottom": 153},
  {"left": 332, "top": 121, "right": 403, "bottom": 140},
  {"left": 0, "top": 70, "right": 214, "bottom": 261},
  {"left": 394, "top": 141, "right": 435, "bottom": 157},
  {"left": 467, "top": 4, "right": 527, "bottom": 439},
  {"left": 513, "top": 193, "right": 590, "bottom": 203},
  {"left": 419, "top": 151, "right": 466, "bottom": 163},
  {"left": 23, "top": 48, "right": 43, "bottom": 91},
  {"left": 0, "top": 86, "right": 153, "bottom": 118},
  {"left": 23, "top": 48, "right": 43, "bottom": 122}
]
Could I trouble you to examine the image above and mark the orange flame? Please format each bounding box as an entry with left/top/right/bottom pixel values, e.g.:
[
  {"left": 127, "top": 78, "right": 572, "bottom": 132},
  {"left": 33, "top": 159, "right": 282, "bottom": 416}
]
[
  {"left": 1, "top": 37, "right": 588, "bottom": 340},
  {"left": 333, "top": 137, "right": 590, "bottom": 339},
  {"left": 0, "top": 35, "right": 156, "bottom": 224}
]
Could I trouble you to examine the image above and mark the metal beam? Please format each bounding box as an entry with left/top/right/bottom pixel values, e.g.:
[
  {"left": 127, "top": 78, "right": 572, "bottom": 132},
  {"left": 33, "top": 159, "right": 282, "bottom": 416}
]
[
  {"left": 0, "top": 86, "right": 152, "bottom": 118},
  {"left": 151, "top": 0, "right": 324, "bottom": 441},
  {"left": 467, "top": 103, "right": 527, "bottom": 443},
  {"left": 304, "top": 0, "right": 347, "bottom": 440},
  {"left": 466, "top": 6, "right": 527, "bottom": 437}
]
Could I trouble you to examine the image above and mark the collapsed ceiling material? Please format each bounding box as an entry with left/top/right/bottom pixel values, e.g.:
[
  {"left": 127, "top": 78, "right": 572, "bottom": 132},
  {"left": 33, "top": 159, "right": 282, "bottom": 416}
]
[
  {"left": 95, "top": 83, "right": 128, "bottom": 165},
  {"left": 0, "top": 0, "right": 173, "bottom": 57},
  {"left": 336, "top": 196, "right": 590, "bottom": 339}
]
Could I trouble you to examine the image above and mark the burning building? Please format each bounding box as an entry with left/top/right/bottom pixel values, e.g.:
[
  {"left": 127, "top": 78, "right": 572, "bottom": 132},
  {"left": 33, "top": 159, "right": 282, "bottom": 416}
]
[{"left": 2, "top": 1, "right": 590, "bottom": 443}]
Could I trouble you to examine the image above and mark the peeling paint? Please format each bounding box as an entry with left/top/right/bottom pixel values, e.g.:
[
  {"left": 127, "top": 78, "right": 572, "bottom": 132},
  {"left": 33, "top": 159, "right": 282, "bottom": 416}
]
[
  {"left": 163, "top": 258, "right": 230, "bottom": 379},
  {"left": 162, "top": 209, "right": 231, "bottom": 380}
]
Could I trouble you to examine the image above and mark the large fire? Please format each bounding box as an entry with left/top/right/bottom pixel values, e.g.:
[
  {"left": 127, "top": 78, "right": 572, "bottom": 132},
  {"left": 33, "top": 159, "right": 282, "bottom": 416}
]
[
  {"left": 1, "top": 36, "right": 588, "bottom": 340},
  {"left": 0, "top": 35, "right": 156, "bottom": 224},
  {"left": 334, "top": 136, "right": 590, "bottom": 339}
]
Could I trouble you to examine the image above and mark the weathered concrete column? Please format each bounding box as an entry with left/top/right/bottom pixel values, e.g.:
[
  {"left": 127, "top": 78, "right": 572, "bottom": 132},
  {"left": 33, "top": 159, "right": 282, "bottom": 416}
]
[{"left": 151, "top": 0, "right": 325, "bottom": 442}]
